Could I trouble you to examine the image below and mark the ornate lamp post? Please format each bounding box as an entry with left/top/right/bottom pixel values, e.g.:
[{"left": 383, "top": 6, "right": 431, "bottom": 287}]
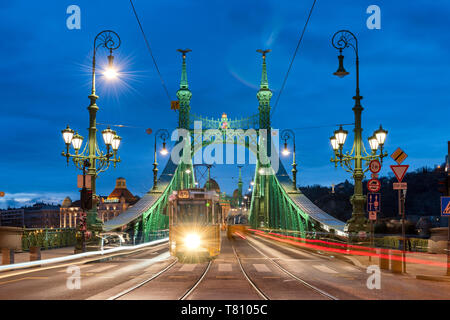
[
  {"left": 330, "top": 30, "right": 388, "bottom": 235},
  {"left": 61, "top": 30, "right": 122, "bottom": 239},
  {"left": 281, "top": 129, "right": 297, "bottom": 190},
  {"left": 152, "top": 129, "right": 169, "bottom": 190}
]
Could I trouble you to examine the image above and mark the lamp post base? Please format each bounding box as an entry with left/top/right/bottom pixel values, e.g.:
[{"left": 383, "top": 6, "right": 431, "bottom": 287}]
[{"left": 345, "top": 213, "right": 370, "bottom": 243}]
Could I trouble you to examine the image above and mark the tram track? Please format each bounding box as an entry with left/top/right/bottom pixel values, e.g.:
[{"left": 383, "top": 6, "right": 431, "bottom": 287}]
[
  {"left": 231, "top": 244, "right": 269, "bottom": 300},
  {"left": 108, "top": 257, "right": 213, "bottom": 300},
  {"left": 241, "top": 236, "right": 339, "bottom": 300}
]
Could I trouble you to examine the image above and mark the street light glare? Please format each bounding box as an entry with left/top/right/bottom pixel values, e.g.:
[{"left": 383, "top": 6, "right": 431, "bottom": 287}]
[
  {"left": 103, "top": 67, "right": 118, "bottom": 80},
  {"left": 160, "top": 148, "right": 169, "bottom": 156}
]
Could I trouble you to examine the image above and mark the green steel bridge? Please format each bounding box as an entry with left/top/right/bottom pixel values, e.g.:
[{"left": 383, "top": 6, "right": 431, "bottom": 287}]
[{"left": 103, "top": 50, "right": 347, "bottom": 241}]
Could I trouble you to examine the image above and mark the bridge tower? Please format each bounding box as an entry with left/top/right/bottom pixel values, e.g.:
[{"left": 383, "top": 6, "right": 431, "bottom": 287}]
[
  {"left": 252, "top": 50, "right": 273, "bottom": 228},
  {"left": 176, "top": 49, "right": 195, "bottom": 189},
  {"left": 256, "top": 49, "right": 272, "bottom": 130},
  {"left": 177, "top": 49, "right": 192, "bottom": 130}
]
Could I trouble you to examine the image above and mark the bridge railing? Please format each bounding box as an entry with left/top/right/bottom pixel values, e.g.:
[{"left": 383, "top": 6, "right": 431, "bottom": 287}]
[
  {"left": 250, "top": 228, "right": 429, "bottom": 253},
  {"left": 21, "top": 228, "right": 77, "bottom": 251}
]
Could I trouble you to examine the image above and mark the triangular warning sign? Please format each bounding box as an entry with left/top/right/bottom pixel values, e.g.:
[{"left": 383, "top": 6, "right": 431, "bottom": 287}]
[
  {"left": 390, "top": 165, "right": 409, "bottom": 182},
  {"left": 444, "top": 201, "right": 450, "bottom": 214}
]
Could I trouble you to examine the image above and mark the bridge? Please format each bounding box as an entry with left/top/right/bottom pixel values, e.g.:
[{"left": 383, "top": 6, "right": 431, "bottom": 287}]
[{"left": 103, "top": 49, "right": 347, "bottom": 240}]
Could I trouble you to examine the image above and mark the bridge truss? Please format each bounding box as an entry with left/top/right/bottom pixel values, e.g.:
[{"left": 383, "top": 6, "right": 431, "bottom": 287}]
[{"left": 103, "top": 49, "right": 347, "bottom": 240}]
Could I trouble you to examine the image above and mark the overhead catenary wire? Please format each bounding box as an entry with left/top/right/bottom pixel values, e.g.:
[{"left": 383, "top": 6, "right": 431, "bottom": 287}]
[
  {"left": 291, "top": 122, "right": 354, "bottom": 131},
  {"left": 271, "top": 0, "right": 317, "bottom": 117},
  {"left": 129, "top": 0, "right": 172, "bottom": 102}
]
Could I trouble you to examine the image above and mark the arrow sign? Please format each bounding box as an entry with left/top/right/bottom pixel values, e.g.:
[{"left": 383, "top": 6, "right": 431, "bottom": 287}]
[
  {"left": 390, "top": 165, "right": 409, "bottom": 182},
  {"left": 367, "top": 193, "right": 381, "bottom": 212}
]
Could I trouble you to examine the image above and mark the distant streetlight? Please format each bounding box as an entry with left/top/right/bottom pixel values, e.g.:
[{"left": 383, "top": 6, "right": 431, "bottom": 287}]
[
  {"left": 281, "top": 129, "right": 297, "bottom": 190},
  {"left": 153, "top": 129, "right": 169, "bottom": 190}
]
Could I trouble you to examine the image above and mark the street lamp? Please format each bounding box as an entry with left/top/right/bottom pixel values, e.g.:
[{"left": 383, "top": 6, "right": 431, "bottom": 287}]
[
  {"left": 153, "top": 129, "right": 169, "bottom": 190},
  {"left": 61, "top": 30, "right": 122, "bottom": 239},
  {"left": 281, "top": 129, "right": 297, "bottom": 190},
  {"left": 330, "top": 30, "right": 388, "bottom": 235}
]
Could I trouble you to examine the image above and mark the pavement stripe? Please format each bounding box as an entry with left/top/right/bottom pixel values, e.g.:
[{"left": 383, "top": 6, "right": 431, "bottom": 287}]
[
  {"left": 179, "top": 264, "right": 196, "bottom": 272},
  {"left": 0, "top": 276, "right": 48, "bottom": 286},
  {"left": 57, "top": 264, "right": 94, "bottom": 273},
  {"left": 253, "top": 264, "right": 271, "bottom": 272},
  {"left": 88, "top": 264, "right": 118, "bottom": 273},
  {"left": 313, "top": 265, "right": 338, "bottom": 274},
  {"left": 218, "top": 264, "right": 232, "bottom": 272},
  {"left": 142, "top": 252, "right": 171, "bottom": 271},
  {"left": 216, "top": 275, "right": 235, "bottom": 279},
  {"left": 342, "top": 265, "right": 359, "bottom": 272}
]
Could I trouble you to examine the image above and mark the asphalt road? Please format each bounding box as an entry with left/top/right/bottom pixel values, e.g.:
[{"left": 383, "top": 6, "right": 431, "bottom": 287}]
[{"left": 0, "top": 233, "right": 449, "bottom": 300}]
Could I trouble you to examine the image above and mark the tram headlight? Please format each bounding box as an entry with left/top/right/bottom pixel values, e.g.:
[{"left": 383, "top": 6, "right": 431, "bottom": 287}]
[{"left": 184, "top": 233, "right": 201, "bottom": 250}]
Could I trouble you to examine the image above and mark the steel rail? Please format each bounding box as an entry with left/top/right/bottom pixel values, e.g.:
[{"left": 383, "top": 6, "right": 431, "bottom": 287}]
[
  {"left": 108, "top": 257, "right": 178, "bottom": 300},
  {"left": 246, "top": 236, "right": 338, "bottom": 300},
  {"left": 231, "top": 243, "right": 269, "bottom": 300},
  {"left": 179, "top": 260, "right": 212, "bottom": 300}
]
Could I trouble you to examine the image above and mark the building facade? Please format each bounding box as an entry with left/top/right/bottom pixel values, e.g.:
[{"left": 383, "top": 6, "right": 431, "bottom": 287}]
[
  {"left": 60, "top": 177, "right": 138, "bottom": 227},
  {"left": 0, "top": 203, "right": 60, "bottom": 228},
  {"left": 59, "top": 198, "right": 82, "bottom": 228}
]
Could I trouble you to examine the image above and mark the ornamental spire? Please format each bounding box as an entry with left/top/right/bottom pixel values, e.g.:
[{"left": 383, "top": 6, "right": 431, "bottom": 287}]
[
  {"left": 177, "top": 49, "right": 191, "bottom": 89},
  {"left": 257, "top": 49, "right": 271, "bottom": 89}
]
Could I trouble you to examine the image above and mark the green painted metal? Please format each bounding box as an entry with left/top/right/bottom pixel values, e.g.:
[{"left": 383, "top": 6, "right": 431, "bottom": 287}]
[
  {"left": 117, "top": 48, "right": 344, "bottom": 241},
  {"left": 177, "top": 49, "right": 192, "bottom": 130},
  {"left": 135, "top": 161, "right": 195, "bottom": 242},
  {"left": 248, "top": 163, "right": 310, "bottom": 238},
  {"left": 21, "top": 228, "right": 77, "bottom": 251}
]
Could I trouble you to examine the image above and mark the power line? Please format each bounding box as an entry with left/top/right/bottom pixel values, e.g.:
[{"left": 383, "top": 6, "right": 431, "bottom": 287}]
[
  {"left": 291, "top": 122, "right": 354, "bottom": 131},
  {"left": 271, "top": 0, "right": 317, "bottom": 117},
  {"left": 129, "top": 0, "right": 172, "bottom": 102}
]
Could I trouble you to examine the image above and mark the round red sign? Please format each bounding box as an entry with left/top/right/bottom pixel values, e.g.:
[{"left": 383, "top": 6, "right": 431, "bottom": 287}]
[
  {"left": 369, "top": 160, "right": 381, "bottom": 173},
  {"left": 367, "top": 179, "right": 381, "bottom": 193}
]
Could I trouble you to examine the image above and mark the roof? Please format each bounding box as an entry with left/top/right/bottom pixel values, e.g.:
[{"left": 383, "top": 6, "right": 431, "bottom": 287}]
[{"left": 107, "top": 188, "right": 136, "bottom": 203}]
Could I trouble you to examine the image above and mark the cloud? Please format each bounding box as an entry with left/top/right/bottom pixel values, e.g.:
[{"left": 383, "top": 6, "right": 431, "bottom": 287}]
[{"left": 0, "top": 192, "right": 76, "bottom": 209}]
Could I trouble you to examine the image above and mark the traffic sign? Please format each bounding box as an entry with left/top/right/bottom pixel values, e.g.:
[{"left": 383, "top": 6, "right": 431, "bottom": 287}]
[
  {"left": 369, "top": 160, "right": 381, "bottom": 173},
  {"left": 369, "top": 211, "right": 377, "bottom": 221},
  {"left": 393, "top": 182, "right": 407, "bottom": 190},
  {"left": 390, "top": 165, "right": 409, "bottom": 182},
  {"left": 77, "top": 175, "right": 92, "bottom": 189},
  {"left": 367, "top": 179, "right": 381, "bottom": 193},
  {"left": 391, "top": 147, "right": 408, "bottom": 164},
  {"left": 0, "top": 191, "right": 4, "bottom": 197},
  {"left": 441, "top": 197, "right": 450, "bottom": 216},
  {"left": 367, "top": 193, "right": 381, "bottom": 212}
]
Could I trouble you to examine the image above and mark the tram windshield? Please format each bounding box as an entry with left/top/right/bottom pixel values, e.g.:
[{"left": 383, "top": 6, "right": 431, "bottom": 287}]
[{"left": 175, "top": 200, "right": 210, "bottom": 225}]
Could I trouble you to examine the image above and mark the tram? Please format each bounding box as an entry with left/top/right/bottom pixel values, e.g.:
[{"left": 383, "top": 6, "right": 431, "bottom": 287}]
[{"left": 168, "top": 188, "right": 222, "bottom": 258}]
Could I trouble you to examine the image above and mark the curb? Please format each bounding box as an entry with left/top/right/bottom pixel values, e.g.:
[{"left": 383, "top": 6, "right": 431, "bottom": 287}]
[
  {"left": 416, "top": 274, "right": 450, "bottom": 282},
  {"left": 0, "top": 238, "right": 168, "bottom": 273}
]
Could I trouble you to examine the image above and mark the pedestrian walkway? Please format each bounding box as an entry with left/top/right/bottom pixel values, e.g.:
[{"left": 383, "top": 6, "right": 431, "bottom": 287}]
[
  {"left": 8, "top": 247, "right": 75, "bottom": 264},
  {"left": 342, "top": 249, "right": 450, "bottom": 280}
]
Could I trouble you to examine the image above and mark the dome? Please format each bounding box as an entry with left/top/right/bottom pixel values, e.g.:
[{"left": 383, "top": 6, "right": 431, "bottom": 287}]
[
  {"left": 204, "top": 179, "right": 220, "bottom": 193},
  {"left": 61, "top": 197, "right": 72, "bottom": 208}
]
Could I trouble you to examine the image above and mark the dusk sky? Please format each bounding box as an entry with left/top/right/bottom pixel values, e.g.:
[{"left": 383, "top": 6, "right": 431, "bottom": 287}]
[{"left": 1, "top": 0, "right": 449, "bottom": 208}]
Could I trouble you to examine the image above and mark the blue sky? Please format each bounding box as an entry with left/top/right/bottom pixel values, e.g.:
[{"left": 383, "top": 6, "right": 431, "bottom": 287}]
[{"left": 1, "top": 1, "right": 449, "bottom": 208}]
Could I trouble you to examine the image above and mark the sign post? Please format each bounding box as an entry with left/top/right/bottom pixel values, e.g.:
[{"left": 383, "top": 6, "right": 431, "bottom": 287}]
[
  {"left": 390, "top": 148, "right": 408, "bottom": 273},
  {"left": 367, "top": 160, "right": 382, "bottom": 261},
  {"left": 77, "top": 159, "right": 91, "bottom": 253},
  {"left": 444, "top": 141, "right": 450, "bottom": 276}
]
